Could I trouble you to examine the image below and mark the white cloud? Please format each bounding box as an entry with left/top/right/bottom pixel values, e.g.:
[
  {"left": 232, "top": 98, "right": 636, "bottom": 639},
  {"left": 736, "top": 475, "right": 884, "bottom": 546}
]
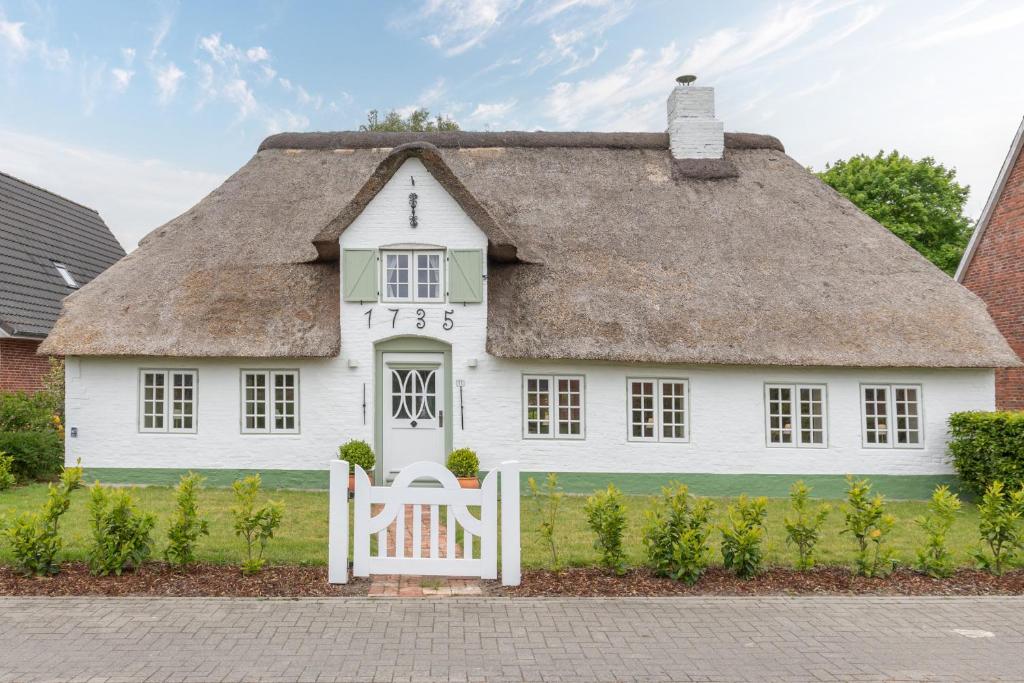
[
  {"left": 223, "top": 78, "right": 258, "bottom": 118},
  {"left": 909, "top": 1, "right": 1024, "bottom": 48},
  {"left": 155, "top": 62, "right": 184, "bottom": 103},
  {"left": 111, "top": 67, "right": 134, "bottom": 92},
  {"left": 0, "top": 12, "right": 70, "bottom": 69},
  {"left": 419, "top": 0, "right": 522, "bottom": 56},
  {"left": 149, "top": 11, "right": 174, "bottom": 60},
  {"left": 465, "top": 99, "right": 517, "bottom": 128},
  {"left": 0, "top": 127, "right": 224, "bottom": 250},
  {"left": 121, "top": 47, "right": 136, "bottom": 65},
  {"left": 246, "top": 46, "right": 269, "bottom": 62},
  {"left": 296, "top": 85, "right": 323, "bottom": 110}
]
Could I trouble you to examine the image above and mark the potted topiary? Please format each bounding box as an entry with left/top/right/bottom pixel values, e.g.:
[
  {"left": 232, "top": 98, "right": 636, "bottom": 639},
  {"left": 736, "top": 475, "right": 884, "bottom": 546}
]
[
  {"left": 339, "top": 439, "right": 375, "bottom": 490},
  {"left": 446, "top": 448, "right": 480, "bottom": 488}
]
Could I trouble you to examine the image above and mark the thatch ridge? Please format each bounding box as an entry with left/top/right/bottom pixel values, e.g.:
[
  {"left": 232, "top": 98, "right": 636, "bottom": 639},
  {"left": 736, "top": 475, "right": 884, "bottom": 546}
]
[{"left": 259, "top": 130, "right": 785, "bottom": 153}]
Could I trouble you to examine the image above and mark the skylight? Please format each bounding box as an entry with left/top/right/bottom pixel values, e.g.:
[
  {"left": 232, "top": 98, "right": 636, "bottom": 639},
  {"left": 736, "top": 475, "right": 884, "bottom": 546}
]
[{"left": 53, "top": 262, "right": 78, "bottom": 288}]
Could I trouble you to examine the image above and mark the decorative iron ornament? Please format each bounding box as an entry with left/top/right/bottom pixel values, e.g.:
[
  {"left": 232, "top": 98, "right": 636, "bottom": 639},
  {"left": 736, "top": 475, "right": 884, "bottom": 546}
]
[{"left": 408, "top": 192, "right": 419, "bottom": 228}]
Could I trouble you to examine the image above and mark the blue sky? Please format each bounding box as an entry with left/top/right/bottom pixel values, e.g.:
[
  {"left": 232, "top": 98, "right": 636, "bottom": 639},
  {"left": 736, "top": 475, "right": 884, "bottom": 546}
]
[{"left": 2, "top": 0, "right": 1023, "bottom": 250}]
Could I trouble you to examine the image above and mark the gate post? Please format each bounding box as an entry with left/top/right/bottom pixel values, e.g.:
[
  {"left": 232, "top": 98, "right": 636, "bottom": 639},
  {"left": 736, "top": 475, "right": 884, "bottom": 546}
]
[
  {"left": 500, "top": 461, "right": 521, "bottom": 586},
  {"left": 327, "top": 459, "right": 349, "bottom": 584}
]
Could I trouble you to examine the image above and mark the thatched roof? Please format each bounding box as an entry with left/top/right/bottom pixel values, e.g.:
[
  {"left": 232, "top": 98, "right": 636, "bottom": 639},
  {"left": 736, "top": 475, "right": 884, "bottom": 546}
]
[{"left": 41, "top": 131, "right": 1019, "bottom": 367}]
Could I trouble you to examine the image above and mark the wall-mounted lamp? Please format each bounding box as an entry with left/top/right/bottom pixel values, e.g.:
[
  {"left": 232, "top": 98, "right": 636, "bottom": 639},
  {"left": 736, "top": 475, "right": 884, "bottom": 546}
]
[{"left": 466, "top": 358, "right": 478, "bottom": 368}]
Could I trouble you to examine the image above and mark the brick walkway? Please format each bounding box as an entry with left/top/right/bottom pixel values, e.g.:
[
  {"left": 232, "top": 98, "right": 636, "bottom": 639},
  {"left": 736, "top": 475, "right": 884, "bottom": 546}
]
[
  {"left": 367, "top": 504, "right": 482, "bottom": 597},
  {"left": 2, "top": 596, "right": 1024, "bottom": 682}
]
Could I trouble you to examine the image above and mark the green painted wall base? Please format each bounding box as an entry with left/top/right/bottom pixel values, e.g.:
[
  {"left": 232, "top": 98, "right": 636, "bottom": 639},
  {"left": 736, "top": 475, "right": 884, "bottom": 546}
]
[
  {"left": 522, "top": 472, "right": 963, "bottom": 500},
  {"left": 83, "top": 467, "right": 960, "bottom": 500}
]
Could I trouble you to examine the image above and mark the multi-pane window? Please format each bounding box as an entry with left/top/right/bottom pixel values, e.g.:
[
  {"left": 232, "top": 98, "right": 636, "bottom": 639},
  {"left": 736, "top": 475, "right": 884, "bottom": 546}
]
[
  {"left": 382, "top": 250, "right": 444, "bottom": 302},
  {"left": 139, "top": 370, "right": 196, "bottom": 433},
  {"left": 862, "top": 384, "right": 922, "bottom": 448},
  {"left": 523, "top": 375, "right": 584, "bottom": 439},
  {"left": 765, "top": 384, "right": 826, "bottom": 447},
  {"left": 628, "top": 379, "right": 689, "bottom": 442},
  {"left": 242, "top": 370, "right": 299, "bottom": 434}
]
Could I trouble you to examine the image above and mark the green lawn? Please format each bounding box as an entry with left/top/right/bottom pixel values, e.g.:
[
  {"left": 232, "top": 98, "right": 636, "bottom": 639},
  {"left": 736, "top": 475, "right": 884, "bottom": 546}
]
[{"left": 0, "top": 480, "right": 1007, "bottom": 571}]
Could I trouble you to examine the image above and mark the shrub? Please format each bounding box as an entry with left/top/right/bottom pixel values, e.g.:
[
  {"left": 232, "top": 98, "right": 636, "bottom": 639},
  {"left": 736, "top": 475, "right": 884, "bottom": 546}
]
[
  {"left": 0, "top": 451, "right": 15, "bottom": 490},
  {"left": 783, "top": 480, "right": 831, "bottom": 570},
  {"left": 948, "top": 411, "right": 1024, "bottom": 496},
  {"left": 339, "top": 439, "right": 375, "bottom": 474},
  {"left": 841, "top": 475, "right": 896, "bottom": 577},
  {"left": 526, "top": 473, "right": 563, "bottom": 569},
  {"left": 0, "top": 430, "right": 63, "bottom": 481},
  {"left": 0, "top": 391, "right": 60, "bottom": 433},
  {"left": 232, "top": 474, "right": 284, "bottom": 575},
  {"left": 642, "top": 482, "right": 715, "bottom": 585},
  {"left": 720, "top": 495, "right": 768, "bottom": 579},
  {"left": 446, "top": 448, "right": 479, "bottom": 478},
  {"left": 0, "top": 462, "right": 83, "bottom": 576},
  {"left": 972, "top": 480, "right": 1024, "bottom": 575},
  {"left": 87, "top": 483, "right": 156, "bottom": 576},
  {"left": 584, "top": 484, "right": 627, "bottom": 574},
  {"left": 164, "top": 472, "right": 210, "bottom": 567},
  {"left": 913, "top": 485, "right": 962, "bottom": 578}
]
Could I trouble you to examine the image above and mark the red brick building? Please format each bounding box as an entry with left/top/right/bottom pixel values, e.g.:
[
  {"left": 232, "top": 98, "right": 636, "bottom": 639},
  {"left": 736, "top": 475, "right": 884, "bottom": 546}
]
[
  {"left": 1, "top": 172, "right": 125, "bottom": 392},
  {"left": 957, "top": 117, "right": 1024, "bottom": 409}
]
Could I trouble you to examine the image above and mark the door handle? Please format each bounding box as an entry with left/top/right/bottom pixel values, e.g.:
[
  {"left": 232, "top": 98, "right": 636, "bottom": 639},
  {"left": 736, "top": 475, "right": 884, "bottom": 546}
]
[{"left": 439, "top": 410, "right": 444, "bottom": 428}]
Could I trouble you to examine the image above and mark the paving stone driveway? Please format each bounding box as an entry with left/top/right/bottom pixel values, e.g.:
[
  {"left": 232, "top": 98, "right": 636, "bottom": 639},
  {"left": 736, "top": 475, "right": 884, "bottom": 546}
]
[{"left": 1, "top": 596, "right": 1023, "bottom": 682}]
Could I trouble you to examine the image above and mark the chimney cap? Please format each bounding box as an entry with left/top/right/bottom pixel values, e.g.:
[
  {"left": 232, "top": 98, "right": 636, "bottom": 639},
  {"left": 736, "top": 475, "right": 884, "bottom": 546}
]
[{"left": 675, "top": 74, "right": 697, "bottom": 86}]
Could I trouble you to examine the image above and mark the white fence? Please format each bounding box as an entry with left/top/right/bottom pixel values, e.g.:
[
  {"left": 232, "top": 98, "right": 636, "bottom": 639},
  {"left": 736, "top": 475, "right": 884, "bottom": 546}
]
[{"left": 328, "top": 460, "right": 521, "bottom": 586}]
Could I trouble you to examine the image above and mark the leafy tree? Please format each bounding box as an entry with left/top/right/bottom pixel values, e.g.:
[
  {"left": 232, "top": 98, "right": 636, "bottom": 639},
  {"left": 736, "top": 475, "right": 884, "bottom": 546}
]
[
  {"left": 360, "top": 108, "right": 459, "bottom": 132},
  {"left": 817, "top": 151, "right": 972, "bottom": 275}
]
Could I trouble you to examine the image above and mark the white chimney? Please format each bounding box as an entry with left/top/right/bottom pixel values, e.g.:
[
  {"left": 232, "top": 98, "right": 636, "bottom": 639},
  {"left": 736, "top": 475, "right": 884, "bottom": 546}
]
[{"left": 667, "top": 76, "right": 723, "bottom": 160}]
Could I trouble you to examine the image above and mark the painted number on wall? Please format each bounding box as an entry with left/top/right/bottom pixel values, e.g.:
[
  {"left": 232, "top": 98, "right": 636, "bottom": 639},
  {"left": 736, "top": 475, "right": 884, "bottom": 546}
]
[{"left": 363, "top": 307, "right": 456, "bottom": 330}]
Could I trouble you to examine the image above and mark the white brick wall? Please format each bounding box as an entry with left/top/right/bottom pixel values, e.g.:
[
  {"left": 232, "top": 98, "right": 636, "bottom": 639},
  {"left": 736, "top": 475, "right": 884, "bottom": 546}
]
[
  {"left": 63, "top": 157, "right": 996, "bottom": 475},
  {"left": 667, "top": 85, "right": 724, "bottom": 160}
]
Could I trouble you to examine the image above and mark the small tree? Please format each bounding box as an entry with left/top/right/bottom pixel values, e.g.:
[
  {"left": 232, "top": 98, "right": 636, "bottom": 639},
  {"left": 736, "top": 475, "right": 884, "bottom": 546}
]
[
  {"left": 584, "top": 484, "right": 627, "bottom": 574},
  {"left": 720, "top": 495, "right": 769, "bottom": 579},
  {"left": 841, "top": 475, "right": 895, "bottom": 577},
  {"left": 339, "top": 439, "right": 375, "bottom": 474},
  {"left": 0, "top": 461, "right": 83, "bottom": 576},
  {"left": 973, "top": 480, "right": 1024, "bottom": 575},
  {"left": 642, "top": 482, "right": 716, "bottom": 585},
  {"left": 914, "top": 485, "right": 962, "bottom": 578},
  {"left": 87, "top": 484, "right": 156, "bottom": 576},
  {"left": 784, "top": 480, "right": 831, "bottom": 570},
  {"left": 164, "top": 472, "right": 210, "bottom": 567},
  {"left": 232, "top": 475, "right": 285, "bottom": 575},
  {"left": 526, "top": 473, "right": 563, "bottom": 569},
  {"left": 360, "top": 108, "right": 459, "bottom": 132}
]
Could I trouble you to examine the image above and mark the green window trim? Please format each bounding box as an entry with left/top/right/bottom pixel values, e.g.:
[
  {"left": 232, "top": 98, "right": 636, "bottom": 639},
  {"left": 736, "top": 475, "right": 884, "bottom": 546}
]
[
  {"left": 448, "top": 249, "right": 484, "bottom": 303},
  {"left": 342, "top": 249, "right": 378, "bottom": 302}
]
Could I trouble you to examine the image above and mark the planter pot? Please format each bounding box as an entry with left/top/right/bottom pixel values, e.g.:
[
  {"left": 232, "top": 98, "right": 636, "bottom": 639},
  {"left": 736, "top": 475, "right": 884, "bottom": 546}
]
[
  {"left": 348, "top": 472, "right": 374, "bottom": 491},
  {"left": 457, "top": 476, "right": 480, "bottom": 489}
]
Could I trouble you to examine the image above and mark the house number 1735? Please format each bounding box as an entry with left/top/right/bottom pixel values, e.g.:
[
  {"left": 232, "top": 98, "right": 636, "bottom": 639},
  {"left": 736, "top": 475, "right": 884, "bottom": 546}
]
[{"left": 364, "top": 308, "right": 455, "bottom": 330}]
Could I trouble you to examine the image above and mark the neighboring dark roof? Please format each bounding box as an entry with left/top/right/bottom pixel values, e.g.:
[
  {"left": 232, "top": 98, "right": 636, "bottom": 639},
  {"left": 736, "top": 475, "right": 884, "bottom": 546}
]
[
  {"left": 40, "top": 131, "right": 1019, "bottom": 367},
  {"left": 0, "top": 171, "right": 125, "bottom": 338}
]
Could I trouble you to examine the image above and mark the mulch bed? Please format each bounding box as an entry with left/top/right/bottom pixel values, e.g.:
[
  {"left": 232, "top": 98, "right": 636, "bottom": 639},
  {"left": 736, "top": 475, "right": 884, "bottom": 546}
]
[
  {"left": 0, "top": 563, "right": 369, "bottom": 597},
  {"left": 4, "top": 564, "right": 1024, "bottom": 598},
  {"left": 485, "top": 566, "right": 1024, "bottom": 597}
]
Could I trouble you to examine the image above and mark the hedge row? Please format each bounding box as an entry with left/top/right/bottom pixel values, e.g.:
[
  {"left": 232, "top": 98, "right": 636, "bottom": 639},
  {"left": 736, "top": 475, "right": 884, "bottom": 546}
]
[{"left": 948, "top": 411, "right": 1024, "bottom": 496}]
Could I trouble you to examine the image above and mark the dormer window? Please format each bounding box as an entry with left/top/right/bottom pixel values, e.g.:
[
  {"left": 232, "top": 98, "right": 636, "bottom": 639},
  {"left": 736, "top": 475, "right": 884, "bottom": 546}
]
[
  {"left": 53, "top": 262, "right": 78, "bottom": 288},
  {"left": 382, "top": 249, "right": 443, "bottom": 303}
]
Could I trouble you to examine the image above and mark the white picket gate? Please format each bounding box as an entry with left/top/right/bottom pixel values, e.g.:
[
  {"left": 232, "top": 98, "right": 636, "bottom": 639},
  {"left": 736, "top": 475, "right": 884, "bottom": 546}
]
[{"left": 327, "top": 459, "right": 520, "bottom": 586}]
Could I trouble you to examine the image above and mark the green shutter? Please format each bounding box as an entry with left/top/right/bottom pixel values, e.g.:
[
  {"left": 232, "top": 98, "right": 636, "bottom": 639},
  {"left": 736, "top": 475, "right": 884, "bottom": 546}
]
[
  {"left": 448, "top": 249, "right": 484, "bottom": 303},
  {"left": 342, "top": 249, "right": 378, "bottom": 302}
]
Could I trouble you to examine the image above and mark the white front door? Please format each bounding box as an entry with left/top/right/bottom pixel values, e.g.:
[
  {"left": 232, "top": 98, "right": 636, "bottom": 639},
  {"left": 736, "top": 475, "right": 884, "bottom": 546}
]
[{"left": 383, "top": 352, "right": 446, "bottom": 474}]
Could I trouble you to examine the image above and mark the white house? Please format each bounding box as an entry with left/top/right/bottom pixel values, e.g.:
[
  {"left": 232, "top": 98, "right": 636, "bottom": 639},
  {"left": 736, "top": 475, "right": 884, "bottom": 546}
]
[{"left": 41, "top": 81, "right": 1019, "bottom": 479}]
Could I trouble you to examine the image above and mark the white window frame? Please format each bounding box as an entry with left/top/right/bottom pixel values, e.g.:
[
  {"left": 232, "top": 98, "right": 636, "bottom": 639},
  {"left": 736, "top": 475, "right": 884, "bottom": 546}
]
[
  {"left": 241, "top": 370, "right": 300, "bottom": 434},
  {"left": 627, "top": 378, "right": 690, "bottom": 443},
  {"left": 53, "top": 262, "right": 78, "bottom": 288},
  {"left": 861, "top": 384, "right": 923, "bottom": 449},
  {"left": 138, "top": 369, "right": 197, "bottom": 434},
  {"left": 764, "top": 383, "right": 828, "bottom": 448},
  {"left": 381, "top": 249, "right": 445, "bottom": 303},
  {"left": 522, "top": 374, "right": 585, "bottom": 440}
]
